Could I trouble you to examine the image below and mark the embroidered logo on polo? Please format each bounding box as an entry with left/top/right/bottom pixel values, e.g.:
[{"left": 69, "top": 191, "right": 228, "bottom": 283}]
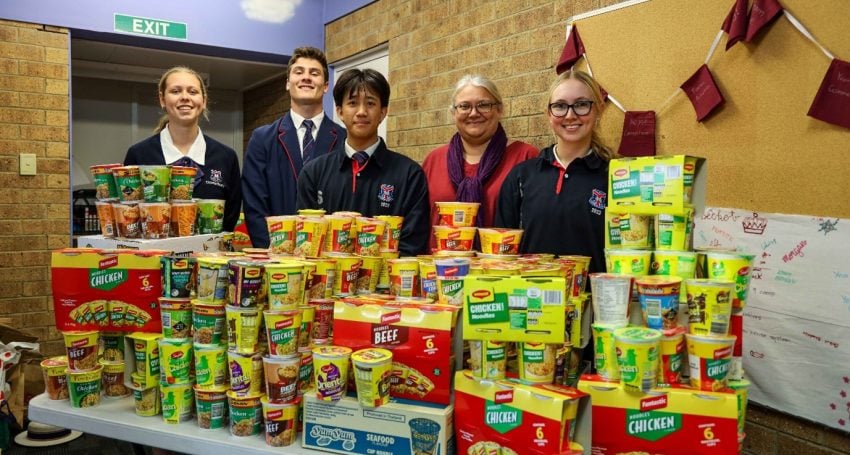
[
  {"left": 206, "top": 169, "right": 225, "bottom": 188},
  {"left": 589, "top": 189, "right": 606, "bottom": 215},
  {"left": 378, "top": 184, "right": 395, "bottom": 208}
]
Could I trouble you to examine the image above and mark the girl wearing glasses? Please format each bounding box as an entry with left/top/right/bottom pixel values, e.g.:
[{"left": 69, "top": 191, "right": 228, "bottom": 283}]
[
  {"left": 422, "top": 75, "right": 538, "bottom": 242},
  {"left": 495, "top": 70, "right": 613, "bottom": 275}
]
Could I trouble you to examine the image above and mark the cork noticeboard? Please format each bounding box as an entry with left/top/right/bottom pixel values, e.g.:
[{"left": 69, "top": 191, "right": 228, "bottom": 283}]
[{"left": 574, "top": 0, "right": 850, "bottom": 218}]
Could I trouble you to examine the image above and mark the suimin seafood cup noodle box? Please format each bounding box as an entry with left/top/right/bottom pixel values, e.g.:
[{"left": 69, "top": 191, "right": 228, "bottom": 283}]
[
  {"left": 51, "top": 248, "right": 165, "bottom": 332},
  {"left": 302, "top": 393, "right": 454, "bottom": 455},
  {"left": 608, "top": 154, "right": 706, "bottom": 215},
  {"left": 333, "top": 298, "right": 459, "bottom": 405},
  {"left": 462, "top": 276, "right": 566, "bottom": 344},
  {"left": 76, "top": 233, "right": 226, "bottom": 257},
  {"left": 453, "top": 371, "right": 591, "bottom": 455},
  {"left": 578, "top": 375, "right": 738, "bottom": 455}
]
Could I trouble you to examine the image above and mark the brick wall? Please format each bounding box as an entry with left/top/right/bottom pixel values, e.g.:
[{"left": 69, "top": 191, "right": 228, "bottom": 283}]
[
  {"left": 0, "top": 19, "right": 69, "bottom": 356},
  {"left": 323, "top": 1, "right": 850, "bottom": 453},
  {"left": 242, "top": 74, "right": 289, "bottom": 154}
]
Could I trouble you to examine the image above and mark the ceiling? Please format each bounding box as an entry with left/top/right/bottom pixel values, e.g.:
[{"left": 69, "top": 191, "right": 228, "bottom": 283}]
[{"left": 71, "top": 38, "right": 287, "bottom": 91}]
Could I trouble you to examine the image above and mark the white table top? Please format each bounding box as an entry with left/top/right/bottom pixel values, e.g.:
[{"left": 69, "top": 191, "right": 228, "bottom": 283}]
[{"left": 28, "top": 393, "right": 320, "bottom": 455}]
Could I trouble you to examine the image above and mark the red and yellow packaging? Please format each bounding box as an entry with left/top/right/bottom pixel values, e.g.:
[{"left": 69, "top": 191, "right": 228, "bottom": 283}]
[{"left": 51, "top": 248, "right": 165, "bottom": 332}]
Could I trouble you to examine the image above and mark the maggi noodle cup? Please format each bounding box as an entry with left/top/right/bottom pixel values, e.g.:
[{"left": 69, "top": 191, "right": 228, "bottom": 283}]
[
  {"left": 613, "top": 326, "right": 662, "bottom": 392},
  {"left": 635, "top": 276, "right": 683, "bottom": 331},
  {"left": 194, "top": 385, "right": 228, "bottom": 429},
  {"left": 112, "top": 165, "right": 143, "bottom": 201},
  {"left": 589, "top": 273, "right": 632, "bottom": 324},
  {"left": 375, "top": 215, "right": 403, "bottom": 252},
  {"left": 228, "top": 350, "right": 263, "bottom": 396},
  {"left": 705, "top": 251, "right": 755, "bottom": 310},
  {"left": 605, "top": 249, "right": 651, "bottom": 276},
  {"left": 298, "top": 304, "right": 315, "bottom": 350},
  {"left": 419, "top": 259, "right": 438, "bottom": 300},
  {"left": 434, "top": 257, "right": 471, "bottom": 277},
  {"left": 94, "top": 201, "right": 116, "bottom": 237},
  {"left": 225, "top": 306, "right": 262, "bottom": 354},
  {"left": 294, "top": 216, "right": 328, "bottom": 257},
  {"left": 228, "top": 391, "right": 263, "bottom": 436},
  {"left": 132, "top": 385, "right": 160, "bottom": 416},
  {"left": 352, "top": 348, "right": 393, "bottom": 408},
  {"left": 686, "top": 333, "right": 736, "bottom": 391},
  {"left": 170, "top": 200, "right": 197, "bottom": 236},
  {"left": 388, "top": 258, "right": 420, "bottom": 297},
  {"left": 353, "top": 217, "right": 386, "bottom": 256},
  {"left": 299, "top": 350, "right": 315, "bottom": 393},
  {"left": 592, "top": 321, "right": 627, "bottom": 380},
  {"left": 650, "top": 250, "right": 697, "bottom": 302},
  {"left": 90, "top": 163, "right": 121, "bottom": 200},
  {"left": 169, "top": 165, "right": 196, "bottom": 200},
  {"left": 112, "top": 201, "right": 142, "bottom": 238},
  {"left": 436, "top": 277, "right": 464, "bottom": 306},
  {"left": 192, "top": 301, "right": 226, "bottom": 346},
  {"left": 308, "top": 299, "right": 334, "bottom": 340},
  {"left": 196, "top": 257, "right": 230, "bottom": 303},
  {"left": 432, "top": 225, "right": 476, "bottom": 252},
  {"left": 139, "top": 165, "right": 171, "bottom": 202},
  {"left": 323, "top": 214, "right": 355, "bottom": 254},
  {"left": 558, "top": 255, "right": 591, "bottom": 295},
  {"left": 264, "top": 310, "right": 302, "bottom": 356},
  {"left": 100, "top": 360, "right": 129, "bottom": 398},
  {"left": 261, "top": 396, "right": 299, "bottom": 447},
  {"left": 684, "top": 156, "right": 698, "bottom": 202},
  {"left": 378, "top": 249, "right": 399, "bottom": 289},
  {"left": 159, "top": 297, "right": 192, "bottom": 339},
  {"left": 63, "top": 330, "right": 99, "bottom": 372},
  {"left": 434, "top": 201, "right": 479, "bottom": 227},
  {"left": 267, "top": 215, "right": 297, "bottom": 254},
  {"left": 605, "top": 211, "right": 622, "bottom": 248},
  {"left": 477, "top": 228, "right": 523, "bottom": 255},
  {"left": 617, "top": 213, "right": 653, "bottom": 248},
  {"left": 312, "top": 346, "right": 352, "bottom": 401},
  {"left": 330, "top": 254, "right": 362, "bottom": 296},
  {"left": 41, "top": 356, "right": 69, "bottom": 400},
  {"left": 196, "top": 199, "right": 225, "bottom": 234},
  {"left": 128, "top": 332, "right": 161, "bottom": 380},
  {"left": 355, "top": 255, "right": 384, "bottom": 294},
  {"left": 729, "top": 308, "right": 744, "bottom": 381},
  {"left": 518, "top": 342, "right": 557, "bottom": 384},
  {"left": 193, "top": 344, "right": 227, "bottom": 389},
  {"left": 408, "top": 417, "right": 442, "bottom": 455},
  {"left": 686, "top": 279, "right": 735, "bottom": 336},
  {"left": 263, "top": 354, "right": 301, "bottom": 403},
  {"left": 306, "top": 258, "right": 336, "bottom": 299},
  {"left": 655, "top": 207, "right": 694, "bottom": 251},
  {"left": 160, "top": 382, "right": 194, "bottom": 424},
  {"left": 228, "top": 260, "right": 265, "bottom": 309},
  {"left": 265, "top": 261, "right": 305, "bottom": 310},
  {"left": 67, "top": 364, "right": 102, "bottom": 408},
  {"left": 728, "top": 379, "right": 751, "bottom": 434},
  {"left": 658, "top": 328, "right": 685, "bottom": 385},
  {"left": 298, "top": 209, "right": 326, "bottom": 216},
  {"left": 161, "top": 256, "right": 195, "bottom": 299},
  {"left": 158, "top": 338, "right": 193, "bottom": 385}
]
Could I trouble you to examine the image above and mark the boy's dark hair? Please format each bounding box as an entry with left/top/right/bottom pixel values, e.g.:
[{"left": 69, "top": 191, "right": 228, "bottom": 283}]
[
  {"left": 287, "top": 46, "right": 329, "bottom": 81},
  {"left": 333, "top": 69, "right": 390, "bottom": 107}
]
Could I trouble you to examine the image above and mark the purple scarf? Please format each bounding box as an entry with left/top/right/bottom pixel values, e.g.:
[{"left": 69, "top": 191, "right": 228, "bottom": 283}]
[{"left": 447, "top": 123, "right": 508, "bottom": 221}]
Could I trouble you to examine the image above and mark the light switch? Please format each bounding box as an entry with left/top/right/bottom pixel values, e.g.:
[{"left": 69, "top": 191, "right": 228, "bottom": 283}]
[{"left": 20, "top": 153, "right": 36, "bottom": 175}]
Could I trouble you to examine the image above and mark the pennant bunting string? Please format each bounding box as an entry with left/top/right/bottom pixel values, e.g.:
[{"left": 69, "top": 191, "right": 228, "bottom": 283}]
[{"left": 783, "top": 10, "right": 834, "bottom": 60}]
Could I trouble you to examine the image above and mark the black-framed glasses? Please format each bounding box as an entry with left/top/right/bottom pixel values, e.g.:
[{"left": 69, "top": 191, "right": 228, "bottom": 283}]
[
  {"left": 548, "top": 100, "right": 594, "bottom": 117},
  {"left": 453, "top": 101, "right": 501, "bottom": 115}
]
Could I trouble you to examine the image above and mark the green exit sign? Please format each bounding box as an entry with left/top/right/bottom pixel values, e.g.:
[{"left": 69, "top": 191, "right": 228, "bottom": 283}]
[{"left": 114, "top": 14, "right": 187, "bottom": 40}]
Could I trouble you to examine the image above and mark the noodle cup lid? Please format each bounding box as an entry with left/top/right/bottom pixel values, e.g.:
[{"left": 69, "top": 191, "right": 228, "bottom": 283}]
[
  {"left": 311, "top": 346, "right": 352, "bottom": 359},
  {"left": 685, "top": 333, "right": 737, "bottom": 344},
  {"left": 661, "top": 326, "right": 687, "bottom": 339},
  {"left": 261, "top": 395, "right": 301, "bottom": 407},
  {"left": 635, "top": 275, "right": 683, "bottom": 286},
  {"left": 41, "top": 356, "right": 68, "bottom": 368},
  {"left": 684, "top": 278, "right": 736, "bottom": 288},
  {"left": 226, "top": 389, "right": 263, "bottom": 401},
  {"left": 613, "top": 326, "right": 662, "bottom": 343},
  {"left": 591, "top": 321, "right": 629, "bottom": 330},
  {"left": 477, "top": 253, "right": 520, "bottom": 260},
  {"left": 98, "top": 359, "right": 125, "bottom": 372},
  {"left": 196, "top": 256, "right": 230, "bottom": 266},
  {"left": 351, "top": 348, "right": 393, "bottom": 365},
  {"left": 434, "top": 201, "right": 480, "bottom": 209},
  {"left": 727, "top": 379, "right": 751, "bottom": 390},
  {"left": 194, "top": 383, "right": 229, "bottom": 395},
  {"left": 704, "top": 250, "right": 755, "bottom": 260},
  {"left": 14, "top": 422, "right": 82, "bottom": 447}
]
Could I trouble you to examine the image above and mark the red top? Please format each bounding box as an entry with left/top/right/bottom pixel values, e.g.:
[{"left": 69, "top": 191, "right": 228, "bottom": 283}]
[{"left": 422, "top": 141, "right": 539, "bottom": 247}]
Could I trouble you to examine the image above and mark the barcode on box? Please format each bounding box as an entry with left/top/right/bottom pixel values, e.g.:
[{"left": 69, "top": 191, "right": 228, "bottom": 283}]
[
  {"left": 543, "top": 290, "right": 562, "bottom": 305},
  {"left": 666, "top": 165, "right": 681, "bottom": 179}
]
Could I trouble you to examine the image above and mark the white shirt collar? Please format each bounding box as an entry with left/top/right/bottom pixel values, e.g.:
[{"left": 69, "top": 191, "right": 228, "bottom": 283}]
[
  {"left": 160, "top": 126, "right": 206, "bottom": 165},
  {"left": 290, "top": 111, "right": 325, "bottom": 133},
  {"left": 344, "top": 139, "right": 380, "bottom": 159}
]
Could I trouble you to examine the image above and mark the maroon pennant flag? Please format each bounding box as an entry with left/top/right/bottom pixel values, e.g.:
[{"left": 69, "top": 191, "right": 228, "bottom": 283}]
[
  {"left": 746, "top": 0, "right": 783, "bottom": 42},
  {"left": 681, "top": 64, "right": 725, "bottom": 122},
  {"left": 722, "top": 0, "right": 749, "bottom": 50},
  {"left": 807, "top": 59, "right": 850, "bottom": 129},
  {"left": 617, "top": 111, "right": 656, "bottom": 157},
  {"left": 556, "top": 25, "right": 585, "bottom": 75}
]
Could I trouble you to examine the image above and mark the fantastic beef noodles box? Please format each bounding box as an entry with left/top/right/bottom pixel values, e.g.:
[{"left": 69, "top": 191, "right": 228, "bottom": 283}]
[
  {"left": 51, "top": 248, "right": 165, "bottom": 332},
  {"left": 578, "top": 374, "right": 738, "bottom": 454},
  {"left": 333, "top": 298, "right": 459, "bottom": 405},
  {"left": 454, "top": 370, "right": 591, "bottom": 455}
]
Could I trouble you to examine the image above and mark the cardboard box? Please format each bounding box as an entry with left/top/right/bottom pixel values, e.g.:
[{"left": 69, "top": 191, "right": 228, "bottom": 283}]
[
  {"left": 462, "top": 276, "right": 566, "bottom": 344},
  {"left": 608, "top": 155, "right": 706, "bottom": 215},
  {"left": 51, "top": 249, "right": 164, "bottom": 332},
  {"left": 302, "top": 393, "right": 454, "bottom": 455},
  {"left": 77, "top": 233, "right": 226, "bottom": 257},
  {"left": 454, "top": 370, "right": 591, "bottom": 455},
  {"left": 578, "top": 375, "right": 738, "bottom": 454}
]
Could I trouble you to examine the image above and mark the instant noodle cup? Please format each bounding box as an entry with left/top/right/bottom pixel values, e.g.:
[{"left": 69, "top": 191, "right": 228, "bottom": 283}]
[
  {"left": 655, "top": 206, "right": 694, "bottom": 251},
  {"left": 605, "top": 249, "right": 651, "bottom": 276},
  {"left": 408, "top": 417, "right": 442, "bottom": 455},
  {"left": 228, "top": 260, "right": 265, "bottom": 308},
  {"left": 355, "top": 255, "right": 384, "bottom": 294},
  {"left": 651, "top": 250, "right": 697, "bottom": 302},
  {"left": 728, "top": 379, "right": 751, "bottom": 434},
  {"left": 161, "top": 256, "right": 195, "bottom": 298},
  {"left": 192, "top": 300, "right": 226, "bottom": 346},
  {"left": 436, "top": 276, "right": 464, "bottom": 306},
  {"left": 264, "top": 310, "right": 302, "bottom": 357},
  {"left": 705, "top": 251, "right": 755, "bottom": 310},
  {"left": 193, "top": 344, "right": 227, "bottom": 389},
  {"left": 558, "top": 255, "right": 592, "bottom": 295},
  {"left": 592, "top": 322, "right": 627, "bottom": 381},
  {"left": 323, "top": 214, "right": 355, "bottom": 254},
  {"left": 729, "top": 308, "right": 744, "bottom": 381},
  {"left": 160, "top": 382, "right": 194, "bottom": 424},
  {"left": 294, "top": 216, "right": 328, "bottom": 257},
  {"left": 418, "top": 259, "right": 438, "bottom": 300},
  {"left": 467, "top": 340, "right": 507, "bottom": 379},
  {"left": 196, "top": 256, "right": 230, "bottom": 303},
  {"left": 297, "top": 305, "right": 315, "bottom": 350},
  {"left": 299, "top": 350, "right": 315, "bottom": 393},
  {"left": 100, "top": 331, "right": 125, "bottom": 361},
  {"left": 265, "top": 261, "right": 305, "bottom": 310},
  {"left": 261, "top": 396, "right": 300, "bottom": 447},
  {"left": 299, "top": 261, "right": 318, "bottom": 305},
  {"left": 128, "top": 332, "right": 161, "bottom": 380},
  {"left": 169, "top": 165, "right": 196, "bottom": 200},
  {"left": 686, "top": 333, "right": 736, "bottom": 391},
  {"left": 228, "top": 350, "right": 264, "bottom": 396},
  {"left": 432, "top": 225, "right": 476, "bottom": 252},
  {"left": 132, "top": 385, "right": 161, "bottom": 416},
  {"left": 112, "top": 201, "right": 142, "bottom": 238},
  {"left": 170, "top": 200, "right": 197, "bottom": 236},
  {"left": 100, "top": 359, "right": 129, "bottom": 398},
  {"left": 67, "top": 364, "right": 102, "bottom": 408},
  {"left": 613, "top": 326, "right": 662, "bottom": 392},
  {"left": 375, "top": 215, "right": 403, "bottom": 252},
  {"left": 227, "top": 390, "right": 263, "bottom": 436},
  {"left": 306, "top": 258, "right": 336, "bottom": 299},
  {"left": 262, "top": 354, "right": 301, "bottom": 403},
  {"left": 90, "top": 163, "right": 121, "bottom": 200},
  {"left": 267, "top": 215, "right": 297, "bottom": 254},
  {"left": 352, "top": 348, "right": 393, "bottom": 408},
  {"left": 477, "top": 228, "right": 523, "bottom": 255},
  {"left": 194, "top": 385, "right": 228, "bottom": 429},
  {"left": 686, "top": 279, "right": 735, "bottom": 336},
  {"left": 387, "top": 258, "right": 420, "bottom": 297},
  {"left": 518, "top": 342, "right": 557, "bottom": 384},
  {"left": 483, "top": 262, "right": 522, "bottom": 276},
  {"left": 112, "top": 165, "right": 143, "bottom": 201},
  {"left": 635, "top": 276, "right": 683, "bottom": 331},
  {"left": 158, "top": 338, "right": 193, "bottom": 385},
  {"left": 196, "top": 199, "right": 226, "bottom": 234},
  {"left": 617, "top": 213, "right": 653, "bottom": 249},
  {"left": 589, "top": 273, "right": 632, "bottom": 325},
  {"left": 308, "top": 299, "right": 335, "bottom": 340},
  {"left": 139, "top": 165, "right": 171, "bottom": 202},
  {"left": 312, "top": 345, "right": 352, "bottom": 401},
  {"left": 63, "top": 330, "right": 99, "bottom": 372},
  {"left": 330, "top": 254, "right": 362, "bottom": 296},
  {"left": 434, "top": 201, "right": 479, "bottom": 227},
  {"left": 298, "top": 209, "right": 326, "bottom": 216},
  {"left": 353, "top": 217, "right": 387, "bottom": 256},
  {"left": 41, "top": 356, "right": 69, "bottom": 400},
  {"left": 159, "top": 297, "right": 192, "bottom": 339},
  {"left": 658, "top": 328, "right": 685, "bottom": 385},
  {"left": 94, "top": 201, "right": 116, "bottom": 237},
  {"left": 225, "top": 306, "right": 262, "bottom": 354},
  {"left": 434, "top": 257, "right": 471, "bottom": 277}
]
